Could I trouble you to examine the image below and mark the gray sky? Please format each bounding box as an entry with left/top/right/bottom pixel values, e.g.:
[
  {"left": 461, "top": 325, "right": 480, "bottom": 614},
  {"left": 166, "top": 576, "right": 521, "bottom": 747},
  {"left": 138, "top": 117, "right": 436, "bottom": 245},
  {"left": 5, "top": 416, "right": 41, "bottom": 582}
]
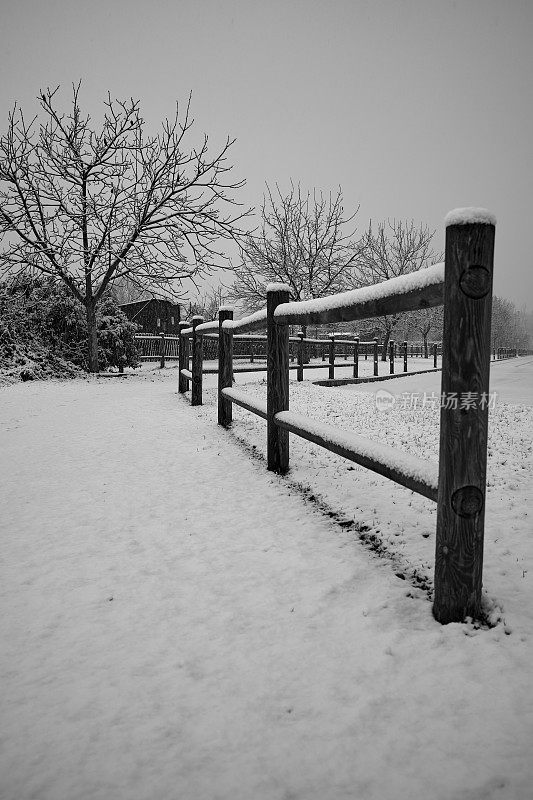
[{"left": 1, "top": 0, "right": 532, "bottom": 308}]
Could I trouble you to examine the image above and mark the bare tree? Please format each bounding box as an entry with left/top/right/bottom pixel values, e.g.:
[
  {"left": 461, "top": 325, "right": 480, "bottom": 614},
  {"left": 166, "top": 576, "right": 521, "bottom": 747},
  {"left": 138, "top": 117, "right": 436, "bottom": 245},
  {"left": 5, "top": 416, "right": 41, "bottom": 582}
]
[
  {"left": 186, "top": 284, "right": 229, "bottom": 320},
  {"left": 111, "top": 275, "right": 151, "bottom": 305},
  {"left": 412, "top": 306, "right": 444, "bottom": 358},
  {"left": 491, "top": 296, "right": 529, "bottom": 350},
  {"left": 229, "top": 183, "right": 359, "bottom": 313},
  {"left": 352, "top": 219, "right": 440, "bottom": 359},
  {"left": 0, "top": 84, "right": 249, "bottom": 371}
]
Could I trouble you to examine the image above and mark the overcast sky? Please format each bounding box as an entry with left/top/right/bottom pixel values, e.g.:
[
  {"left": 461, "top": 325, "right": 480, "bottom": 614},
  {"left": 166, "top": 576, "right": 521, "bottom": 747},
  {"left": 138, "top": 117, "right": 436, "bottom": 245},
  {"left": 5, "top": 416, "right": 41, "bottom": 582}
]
[{"left": 1, "top": 0, "right": 531, "bottom": 308}]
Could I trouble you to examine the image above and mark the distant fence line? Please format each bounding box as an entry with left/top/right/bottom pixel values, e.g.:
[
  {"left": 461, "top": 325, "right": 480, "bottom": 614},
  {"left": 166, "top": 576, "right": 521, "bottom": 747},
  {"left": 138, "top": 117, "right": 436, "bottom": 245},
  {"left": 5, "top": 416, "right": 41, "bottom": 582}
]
[
  {"left": 135, "top": 330, "right": 446, "bottom": 374},
  {"left": 134, "top": 333, "right": 524, "bottom": 371},
  {"left": 173, "top": 211, "right": 503, "bottom": 626}
]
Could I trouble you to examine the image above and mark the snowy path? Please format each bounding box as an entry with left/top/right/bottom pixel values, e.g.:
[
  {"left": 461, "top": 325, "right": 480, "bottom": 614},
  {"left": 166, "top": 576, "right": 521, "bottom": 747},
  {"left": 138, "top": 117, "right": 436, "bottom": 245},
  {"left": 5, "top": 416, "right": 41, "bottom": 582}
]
[
  {"left": 1, "top": 373, "right": 532, "bottom": 800},
  {"left": 338, "top": 355, "right": 533, "bottom": 406}
]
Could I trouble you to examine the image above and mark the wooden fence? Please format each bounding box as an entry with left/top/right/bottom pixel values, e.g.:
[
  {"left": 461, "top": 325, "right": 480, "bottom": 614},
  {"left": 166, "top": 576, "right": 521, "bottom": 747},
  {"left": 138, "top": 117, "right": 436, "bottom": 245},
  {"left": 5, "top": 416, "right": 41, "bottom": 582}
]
[
  {"left": 134, "top": 333, "right": 179, "bottom": 368},
  {"left": 177, "top": 329, "right": 443, "bottom": 384},
  {"left": 135, "top": 331, "right": 517, "bottom": 371},
  {"left": 176, "top": 211, "right": 498, "bottom": 625}
]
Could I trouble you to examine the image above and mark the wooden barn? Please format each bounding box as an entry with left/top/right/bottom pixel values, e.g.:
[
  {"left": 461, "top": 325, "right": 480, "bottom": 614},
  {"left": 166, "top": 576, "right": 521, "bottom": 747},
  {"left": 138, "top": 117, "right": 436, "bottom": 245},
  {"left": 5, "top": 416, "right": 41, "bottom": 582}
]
[{"left": 119, "top": 299, "right": 181, "bottom": 334}]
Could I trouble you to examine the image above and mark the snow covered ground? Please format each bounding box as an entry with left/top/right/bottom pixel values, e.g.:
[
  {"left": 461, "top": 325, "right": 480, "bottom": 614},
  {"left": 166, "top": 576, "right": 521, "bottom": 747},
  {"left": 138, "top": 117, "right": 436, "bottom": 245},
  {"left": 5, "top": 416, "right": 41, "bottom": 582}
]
[{"left": 1, "top": 361, "right": 532, "bottom": 800}]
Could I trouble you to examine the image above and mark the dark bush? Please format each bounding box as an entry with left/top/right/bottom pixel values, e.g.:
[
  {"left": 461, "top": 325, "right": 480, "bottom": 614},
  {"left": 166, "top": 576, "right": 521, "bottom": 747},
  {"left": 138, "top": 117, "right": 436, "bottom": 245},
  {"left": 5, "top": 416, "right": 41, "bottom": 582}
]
[{"left": 0, "top": 277, "right": 141, "bottom": 376}]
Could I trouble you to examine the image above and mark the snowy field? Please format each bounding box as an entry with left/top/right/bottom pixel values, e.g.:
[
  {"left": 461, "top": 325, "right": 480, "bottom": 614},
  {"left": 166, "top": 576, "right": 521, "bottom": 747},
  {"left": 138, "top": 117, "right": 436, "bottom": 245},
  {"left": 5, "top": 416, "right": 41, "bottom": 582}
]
[{"left": 1, "top": 359, "right": 532, "bottom": 800}]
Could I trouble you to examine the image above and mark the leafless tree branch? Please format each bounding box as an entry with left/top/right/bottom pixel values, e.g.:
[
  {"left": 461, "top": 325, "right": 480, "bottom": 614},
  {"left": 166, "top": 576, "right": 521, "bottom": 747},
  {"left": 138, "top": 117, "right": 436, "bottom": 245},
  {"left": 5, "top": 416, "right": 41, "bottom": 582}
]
[{"left": 0, "top": 84, "right": 251, "bottom": 369}]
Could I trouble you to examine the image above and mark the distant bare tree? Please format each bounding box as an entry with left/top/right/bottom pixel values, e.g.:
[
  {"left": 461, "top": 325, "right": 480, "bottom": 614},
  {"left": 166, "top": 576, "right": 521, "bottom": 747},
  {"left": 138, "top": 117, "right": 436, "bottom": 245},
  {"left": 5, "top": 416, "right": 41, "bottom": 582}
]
[
  {"left": 491, "top": 296, "right": 529, "bottom": 349},
  {"left": 111, "top": 275, "right": 150, "bottom": 305},
  {"left": 229, "top": 183, "right": 359, "bottom": 313},
  {"left": 186, "top": 284, "right": 229, "bottom": 320},
  {"left": 352, "top": 219, "right": 440, "bottom": 359},
  {"left": 0, "top": 84, "right": 249, "bottom": 371},
  {"left": 412, "top": 306, "right": 444, "bottom": 357}
]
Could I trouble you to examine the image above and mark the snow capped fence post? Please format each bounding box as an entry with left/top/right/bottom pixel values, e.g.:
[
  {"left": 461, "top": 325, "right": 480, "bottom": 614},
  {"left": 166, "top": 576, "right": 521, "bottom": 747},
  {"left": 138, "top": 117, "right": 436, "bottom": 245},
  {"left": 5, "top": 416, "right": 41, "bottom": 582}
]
[
  {"left": 404, "top": 341, "right": 408, "bottom": 372},
  {"left": 434, "top": 209, "right": 496, "bottom": 624},
  {"left": 267, "top": 284, "right": 290, "bottom": 474},
  {"left": 159, "top": 333, "right": 166, "bottom": 369},
  {"left": 329, "top": 335, "right": 335, "bottom": 380},
  {"left": 191, "top": 316, "right": 204, "bottom": 406},
  {"left": 218, "top": 307, "right": 234, "bottom": 427},
  {"left": 373, "top": 339, "right": 378, "bottom": 376},
  {"left": 178, "top": 322, "right": 190, "bottom": 394},
  {"left": 389, "top": 340, "right": 394, "bottom": 374},
  {"left": 297, "top": 332, "right": 304, "bottom": 381},
  {"left": 353, "top": 337, "right": 359, "bottom": 378}
]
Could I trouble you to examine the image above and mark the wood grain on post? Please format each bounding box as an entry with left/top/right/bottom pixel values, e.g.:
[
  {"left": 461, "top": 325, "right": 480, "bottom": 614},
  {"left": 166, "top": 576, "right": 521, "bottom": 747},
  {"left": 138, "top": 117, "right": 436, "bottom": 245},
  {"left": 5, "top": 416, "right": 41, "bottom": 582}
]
[
  {"left": 191, "top": 316, "right": 204, "bottom": 406},
  {"left": 353, "top": 337, "right": 359, "bottom": 378},
  {"left": 178, "top": 322, "right": 190, "bottom": 394},
  {"left": 297, "top": 332, "right": 304, "bottom": 381},
  {"left": 373, "top": 339, "right": 378, "bottom": 376},
  {"left": 329, "top": 335, "right": 335, "bottom": 380},
  {"left": 267, "top": 286, "right": 290, "bottom": 474},
  {"left": 218, "top": 308, "right": 234, "bottom": 426},
  {"left": 389, "top": 339, "right": 394, "bottom": 374},
  {"left": 434, "top": 214, "right": 495, "bottom": 624}
]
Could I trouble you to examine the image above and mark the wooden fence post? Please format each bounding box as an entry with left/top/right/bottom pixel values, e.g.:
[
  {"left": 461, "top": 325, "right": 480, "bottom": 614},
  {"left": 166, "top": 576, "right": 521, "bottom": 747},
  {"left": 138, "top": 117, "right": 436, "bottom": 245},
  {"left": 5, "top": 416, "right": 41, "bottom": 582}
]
[
  {"left": 434, "top": 212, "right": 495, "bottom": 624},
  {"left": 267, "top": 285, "right": 290, "bottom": 474},
  {"left": 389, "top": 339, "right": 394, "bottom": 374},
  {"left": 373, "top": 339, "right": 378, "bottom": 376},
  {"left": 329, "top": 335, "right": 335, "bottom": 380},
  {"left": 297, "top": 332, "right": 304, "bottom": 381},
  {"left": 218, "top": 307, "right": 234, "bottom": 426},
  {"left": 178, "top": 322, "right": 190, "bottom": 394},
  {"left": 433, "top": 343, "right": 438, "bottom": 369},
  {"left": 404, "top": 341, "right": 408, "bottom": 372},
  {"left": 191, "top": 316, "right": 203, "bottom": 406},
  {"left": 159, "top": 332, "right": 166, "bottom": 369},
  {"left": 353, "top": 337, "right": 359, "bottom": 378}
]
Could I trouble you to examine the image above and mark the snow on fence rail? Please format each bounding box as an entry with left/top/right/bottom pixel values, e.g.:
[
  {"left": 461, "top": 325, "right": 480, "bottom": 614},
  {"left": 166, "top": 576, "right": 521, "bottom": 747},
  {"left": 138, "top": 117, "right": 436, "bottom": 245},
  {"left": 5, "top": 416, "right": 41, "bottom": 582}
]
[{"left": 177, "top": 211, "right": 496, "bottom": 624}]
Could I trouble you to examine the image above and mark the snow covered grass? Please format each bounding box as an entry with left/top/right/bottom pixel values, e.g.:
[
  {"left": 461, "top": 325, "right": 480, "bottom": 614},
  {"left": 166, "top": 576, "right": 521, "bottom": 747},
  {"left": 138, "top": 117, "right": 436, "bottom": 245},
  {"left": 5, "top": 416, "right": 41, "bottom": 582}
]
[
  {"left": 200, "top": 354, "right": 441, "bottom": 381},
  {"left": 1, "top": 367, "right": 532, "bottom": 799},
  {"left": 207, "top": 377, "right": 531, "bottom": 624}
]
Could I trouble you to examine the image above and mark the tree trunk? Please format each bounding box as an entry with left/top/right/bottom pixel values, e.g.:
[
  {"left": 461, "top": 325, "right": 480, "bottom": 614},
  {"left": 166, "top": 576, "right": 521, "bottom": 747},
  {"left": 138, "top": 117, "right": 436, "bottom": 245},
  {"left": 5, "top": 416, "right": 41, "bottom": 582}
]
[
  {"left": 302, "top": 324, "right": 310, "bottom": 363},
  {"left": 381, "top": 329, "right": 391, "bottom": 361},
  {"left": 423, "top": 334, "right": 429, "bottom": 360},
  {"left": 85, "top": 301, "right": 99, "bottom": 373}
]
